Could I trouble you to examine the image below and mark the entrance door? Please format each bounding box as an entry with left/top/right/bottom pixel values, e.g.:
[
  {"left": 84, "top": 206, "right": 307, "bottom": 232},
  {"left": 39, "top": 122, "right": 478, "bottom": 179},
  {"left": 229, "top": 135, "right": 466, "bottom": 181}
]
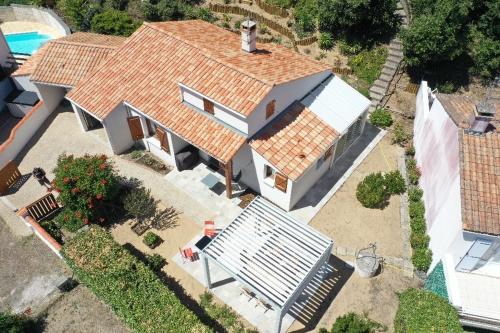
[{"left": 82, "top": 110, "right": 103, "bottom": 130}]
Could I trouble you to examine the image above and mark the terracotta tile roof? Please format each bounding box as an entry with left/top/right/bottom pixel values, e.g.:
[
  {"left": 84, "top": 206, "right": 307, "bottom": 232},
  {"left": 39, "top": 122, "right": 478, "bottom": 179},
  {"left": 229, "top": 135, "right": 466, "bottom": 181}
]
[
  {"left": 11, "top": 43, "right": 50, "bottom": 77},
  {"left": 459, "top": 131, "right": 500, "bottom": 235},
  {"left": 28, "top": 33, "right": 126, "bottom": 87},
  {"left": 250, "top": 101, "right": 338, "bottom": 181},
  {"left": 67, "top": 24, "right": 247, "bottom": 162},
  {"left": 437, "top": 94, "right": 500, "bottom": 129}
]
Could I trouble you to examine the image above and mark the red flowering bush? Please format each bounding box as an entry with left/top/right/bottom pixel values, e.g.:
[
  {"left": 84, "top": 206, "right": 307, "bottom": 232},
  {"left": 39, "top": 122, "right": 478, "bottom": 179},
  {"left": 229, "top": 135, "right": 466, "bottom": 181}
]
[{"left": 53, "top": 154, "right": 119, "bottom": 231}]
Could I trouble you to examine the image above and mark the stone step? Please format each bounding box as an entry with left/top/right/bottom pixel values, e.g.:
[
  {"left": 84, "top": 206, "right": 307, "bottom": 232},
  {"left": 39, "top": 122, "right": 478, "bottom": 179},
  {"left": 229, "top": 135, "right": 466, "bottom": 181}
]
[
  {"left": 370, "top": 85, "right": 386, "bottom": 96},
  {"left": 389, "top": 42, "right": 403, "bottom": 52},
  {"left": 382, "top": 66, "right": 396, "bottom": 76},
  {"left": 379, "top": 73, "right": 393, "bottom": 82},
  {"left": 385, "top": 60, "right": 400, "bottom": 71},
  {"left": 396, "top": 9, "right": 406, "bottom": 16},
  {"left": 387, "top": 54, "right": 402, "bottom": 63},
  {"left": 389, "top": 48, "right": 404, "bottom": 58},
  {"left": 374, "top": 79, "right": 390, "bottom": 90}
]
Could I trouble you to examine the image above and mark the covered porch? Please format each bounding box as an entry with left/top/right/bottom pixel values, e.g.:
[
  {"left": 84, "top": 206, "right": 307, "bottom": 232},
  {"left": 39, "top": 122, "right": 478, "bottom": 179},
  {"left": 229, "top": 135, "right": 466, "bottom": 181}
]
[{"left": 199, "top": 196, "right": 334, "bottom": 333}]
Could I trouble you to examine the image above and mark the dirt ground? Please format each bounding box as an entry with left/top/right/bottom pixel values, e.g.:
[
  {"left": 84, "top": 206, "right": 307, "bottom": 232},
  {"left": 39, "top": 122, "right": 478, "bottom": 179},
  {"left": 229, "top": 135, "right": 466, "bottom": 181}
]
[
  {"left": 301, "top": 257, "right": 420, "bottom": 332},
  {"left": 0, "top": 218, "right": 129, "bottom": 332},
  {"left": 310, "top": 136, "right": 405, "bottom": 259}
]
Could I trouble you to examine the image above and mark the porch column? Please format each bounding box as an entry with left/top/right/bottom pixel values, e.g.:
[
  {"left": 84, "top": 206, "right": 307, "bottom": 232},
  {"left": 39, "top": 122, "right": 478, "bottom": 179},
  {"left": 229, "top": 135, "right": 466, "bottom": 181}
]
[
  {"left": 224, "top": 160, "right": 232, "bottom": 199},
  {"left": 201, "top": 253, "right": 212, "bottom": 288}
]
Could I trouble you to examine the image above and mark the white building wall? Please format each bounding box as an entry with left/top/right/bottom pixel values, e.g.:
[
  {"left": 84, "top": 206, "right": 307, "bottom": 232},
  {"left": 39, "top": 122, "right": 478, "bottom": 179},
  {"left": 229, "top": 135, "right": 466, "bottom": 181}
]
[
  {"left": 247, "top": 71, "right": 331, "bottom": 137},
  {"left": 414, "top": 82, "right": 463, "bottom": 271},
  {"left": 103, "top": 105, "right": 134, "bottom": 154},
  {"left": 0, "top": 28, "right": 10, "bottom": 68},
  {"left": 11, "top": 77, "right": 65, "bottom": 114}
]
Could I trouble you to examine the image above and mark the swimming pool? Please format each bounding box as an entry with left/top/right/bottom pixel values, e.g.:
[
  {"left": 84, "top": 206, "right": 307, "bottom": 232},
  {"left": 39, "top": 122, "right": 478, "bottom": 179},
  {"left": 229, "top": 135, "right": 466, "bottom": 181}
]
[{"left": 5, "top": 31, "right": 52, "bottom": 55}]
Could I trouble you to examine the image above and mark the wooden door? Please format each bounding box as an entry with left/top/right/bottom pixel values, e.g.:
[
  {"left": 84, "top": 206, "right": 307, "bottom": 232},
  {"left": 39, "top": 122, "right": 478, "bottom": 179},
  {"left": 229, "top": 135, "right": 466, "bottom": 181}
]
[{"left": 127, "top": 116, "right": 144, "bottom": 141}]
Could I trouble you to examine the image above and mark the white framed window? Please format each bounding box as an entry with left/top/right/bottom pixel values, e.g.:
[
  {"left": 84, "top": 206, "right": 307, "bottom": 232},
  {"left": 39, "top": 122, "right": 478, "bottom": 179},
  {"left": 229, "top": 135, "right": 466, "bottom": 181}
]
[{"left": 263, "top": 164, "right": 276, "bottom": 186}]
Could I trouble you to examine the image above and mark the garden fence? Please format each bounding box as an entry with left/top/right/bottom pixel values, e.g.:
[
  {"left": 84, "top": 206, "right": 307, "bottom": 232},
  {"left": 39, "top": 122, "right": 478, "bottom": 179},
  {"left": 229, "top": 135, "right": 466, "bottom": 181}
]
[
  {"left": 332, "top": 67, "right": 354, "bottom": 75},
  {"left": 254, "top": 0, "right": 288, "bottom": 17}
]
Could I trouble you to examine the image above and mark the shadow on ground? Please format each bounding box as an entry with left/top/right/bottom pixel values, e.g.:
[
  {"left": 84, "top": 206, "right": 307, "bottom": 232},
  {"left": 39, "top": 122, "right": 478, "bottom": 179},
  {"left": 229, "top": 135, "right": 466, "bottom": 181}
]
[{"left": 293, "top": 123, "right": 381, "bottom": 210}]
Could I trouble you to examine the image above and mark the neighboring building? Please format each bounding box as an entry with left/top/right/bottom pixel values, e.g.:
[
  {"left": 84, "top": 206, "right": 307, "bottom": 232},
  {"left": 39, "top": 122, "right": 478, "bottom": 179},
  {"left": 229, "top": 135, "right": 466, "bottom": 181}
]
[
  {"left": 18, "top": 20, "right": 370, "bottom": 211},
  {"left": 414, "top": 81, "right": 500, "bottom": 331}
]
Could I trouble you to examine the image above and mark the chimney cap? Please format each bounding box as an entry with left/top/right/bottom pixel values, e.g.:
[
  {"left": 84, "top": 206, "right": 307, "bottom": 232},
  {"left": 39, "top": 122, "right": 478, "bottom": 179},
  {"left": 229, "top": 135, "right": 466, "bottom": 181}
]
[{"left": 241, "top": 19, "right": 256, "bottom": 31}]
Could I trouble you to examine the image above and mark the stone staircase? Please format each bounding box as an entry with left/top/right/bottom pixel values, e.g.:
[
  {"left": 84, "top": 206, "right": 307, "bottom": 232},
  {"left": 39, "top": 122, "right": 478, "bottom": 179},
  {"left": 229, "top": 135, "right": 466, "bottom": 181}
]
[{"left": 368, "top": 1, "right": 409, "bottom": 112}]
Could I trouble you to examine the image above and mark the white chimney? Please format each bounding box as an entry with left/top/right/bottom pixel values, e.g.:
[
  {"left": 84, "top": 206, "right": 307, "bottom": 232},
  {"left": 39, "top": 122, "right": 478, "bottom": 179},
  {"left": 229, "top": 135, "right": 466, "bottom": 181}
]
[{"left": 241, "top": 19, "right": 256, "bottom": 53}]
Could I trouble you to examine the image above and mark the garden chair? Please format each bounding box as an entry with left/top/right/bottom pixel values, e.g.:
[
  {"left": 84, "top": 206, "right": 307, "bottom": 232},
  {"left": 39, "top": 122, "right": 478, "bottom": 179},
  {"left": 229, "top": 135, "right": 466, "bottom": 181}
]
[
  {"left": 204, "top": 220, "right": 216, "bottom": 238},
  {"left": 179, "top": 247, "right": 198, "bottom": 263}
]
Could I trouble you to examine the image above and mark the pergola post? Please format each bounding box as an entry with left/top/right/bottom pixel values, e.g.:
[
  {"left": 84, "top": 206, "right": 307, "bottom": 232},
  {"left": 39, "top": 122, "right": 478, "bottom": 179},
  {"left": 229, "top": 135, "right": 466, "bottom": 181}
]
[
  {"left": 224, "top": 160, "right": 232, "bottom": 199},
  {"left": 274, "top": 308, "right": 283, "bottom": 333},
  {"left": 201, "top": 253, "right": 212, "bottom": 288}
]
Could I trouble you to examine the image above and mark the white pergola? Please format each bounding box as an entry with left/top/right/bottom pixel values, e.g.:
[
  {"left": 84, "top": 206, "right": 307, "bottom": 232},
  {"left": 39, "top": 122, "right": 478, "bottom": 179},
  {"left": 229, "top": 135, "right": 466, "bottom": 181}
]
[{"left": 201, "top": 196, "right": 333, "bottom": 333}]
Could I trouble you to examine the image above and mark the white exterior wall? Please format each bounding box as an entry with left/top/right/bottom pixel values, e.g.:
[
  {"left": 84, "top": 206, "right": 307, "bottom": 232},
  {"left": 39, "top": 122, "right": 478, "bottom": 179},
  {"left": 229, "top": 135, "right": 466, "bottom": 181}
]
[
  {"left": 11, "top": 78, "right": 65, "bottom": 115},
  {"left": 181, "top": 86, "right": 248, "bottom": 134},
  {"left": 103, "top": 105, "right": 134, "bottom": 154},
  {"left": 0, "top": 28, "right": 10, "bottom": 68},
  {"left": 414, "top": 82, "right": 463, "bottom": 271},
  {"left": 247, "top": 71, "right": 331, "bottom": 137},
  {"left": 0, "top": 5, "right": 70, "bottom": 36}
]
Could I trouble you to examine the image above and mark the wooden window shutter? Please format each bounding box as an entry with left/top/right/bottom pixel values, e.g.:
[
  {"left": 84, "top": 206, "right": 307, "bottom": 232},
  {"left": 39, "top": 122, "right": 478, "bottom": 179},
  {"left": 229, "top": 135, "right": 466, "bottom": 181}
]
[
  {"left": 155, "top": 127, "right": 170, "bottom": 153},
  {"left": 203, "top": 98, "right": 214, "bottom": 115},
  {"left": 324, "top": 145, "right": 333, "bottom": 160},
  {"left": 127, "top": 116, "right": 144, "bottom": 141},
  {"left": 274, "top": 173, "right": 288, "bottom": 192},
  {"left": 266, "top": 100, "right": 275, "bottom": 119}
]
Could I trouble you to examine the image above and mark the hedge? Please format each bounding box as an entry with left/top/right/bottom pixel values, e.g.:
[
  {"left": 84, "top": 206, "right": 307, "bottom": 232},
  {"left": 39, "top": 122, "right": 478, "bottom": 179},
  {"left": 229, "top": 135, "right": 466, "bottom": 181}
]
[
  {"left": 61, "top": 226, "right": 210, "bottom": 333},
  {"left": 394, "top": 288, "right": 463, "bottom": 333}
]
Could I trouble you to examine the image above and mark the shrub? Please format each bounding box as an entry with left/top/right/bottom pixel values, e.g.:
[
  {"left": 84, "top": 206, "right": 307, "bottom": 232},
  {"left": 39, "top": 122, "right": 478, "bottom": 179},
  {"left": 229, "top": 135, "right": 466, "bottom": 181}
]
[
  {"left": 410, "top": 231, "right": 430, "bottom": 249},
  {"left": 412, "top": 247, "right": 432, "bottom": 271},
  {"left": 61, "top": 226, "right": 210, "bottom": 333},
  {"left": 143, "top": 231, "right": 162, "bottom": 248},
  {"left": 196, "top": 8, "right": 216, "bottom": 23},
  {"left": 347, "top": 46, "right": 388, "bottom": 85},
  {"left": 369, "top": 108, "right": 393, "bottom": 128},
  {"left": 40, "top": 219, "right": 63, "bottom": 244},
  {"left": 384, "top": 170, "right": 406, "bottom": 194},
  {"left": 406, "top": 158, "right": 421, "bottom": 185},
  {"left": 409, "top": 200, "right": 425, "bottom": 219},
  {"left": 123, "top": 187, "right": 157, "bottom": 222},
  {"left": 147, "top": 253, "right": 165, "bottom": 271},
  {"left": 130, "top": 149, "right": 144, "bottom": 159},
  {"left": 391, "top": 123, "right": 410, "bottom": 146},
  {"left": 410, "top": 216, "right": 426, "bottom": 234},
  {"left": 395, "top": 288, "right": 462, "bottom": 332},
  {"left": 318, "top": 32, "right": 334, "bottom": 50},
  {"left": 234, "top": 19, "right": 242, "bottom": 29},
  {"left": 53, "top": 154, "right": 119, "bottom": 230},
  {"left": 331, "top": 312, "right": 386, "bottom": 333},
  {"left": 404, "top": 144, "right": 415, "bottom": 156},
  {"left": 91, "top": 9, "right": 139, "bottom": 36},
  {"left": 408, "top": 187, "right": 423, "bottom": 202},
  {"left": 356, "top": 173, "right": 388, "bottom": 208},
  {"left": 293, "top": 0, "right": 318, "bottom": 36},
  {"left": 0, "top": 312, "right": 37, "bottom": 333},
  {"left": 338, "top": 39, "right": 363, "bottom": 55}
]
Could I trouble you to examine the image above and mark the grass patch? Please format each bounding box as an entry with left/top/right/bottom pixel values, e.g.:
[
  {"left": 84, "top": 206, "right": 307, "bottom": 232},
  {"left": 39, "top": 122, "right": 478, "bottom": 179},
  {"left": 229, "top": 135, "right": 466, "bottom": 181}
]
[{"left": 348, "top": 46, "right": 388, "bottom": 86}]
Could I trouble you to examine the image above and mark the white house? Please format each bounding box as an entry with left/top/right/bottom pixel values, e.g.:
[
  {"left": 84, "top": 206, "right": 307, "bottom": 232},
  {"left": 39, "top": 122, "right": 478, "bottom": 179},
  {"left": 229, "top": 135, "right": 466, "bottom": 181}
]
[
  {"left": 15, "top": 20, "right": 370, "bottom": 211},
  {"left": 414, "top": 81, "right": 500, "bottom": 331}
]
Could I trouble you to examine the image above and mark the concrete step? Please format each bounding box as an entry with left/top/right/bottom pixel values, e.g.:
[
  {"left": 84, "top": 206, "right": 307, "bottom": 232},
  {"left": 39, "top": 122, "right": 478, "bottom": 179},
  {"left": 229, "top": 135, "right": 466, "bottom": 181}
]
[
  {"left": 379, "top": 73, "right": 393, "bottom": 82},
  {"left": 396, "top": 9, "right": 406, "bottom": 16},
  {"left": 370, "top": 85, "right": 386, "bottom": 96},
  {"left": 389, "top": 48, "right": 404, "bottom": 58},
  {"left": 373, "top": 79, "right": 390, "bottom": 90},
  {"left": 387, "top": 54, "right": 403, "bottom": 63},
  {"left": 385, "top": 60, "right": 400, "bottom": 70},
  {"left": 382, "top": 66, "right": 397, "bottom": 76},
  {"left": 389, "top": 42, "right": 403, "bottom": 52},
  {"left": 392, "top": 38, "right": 402, "bottom": 46}
]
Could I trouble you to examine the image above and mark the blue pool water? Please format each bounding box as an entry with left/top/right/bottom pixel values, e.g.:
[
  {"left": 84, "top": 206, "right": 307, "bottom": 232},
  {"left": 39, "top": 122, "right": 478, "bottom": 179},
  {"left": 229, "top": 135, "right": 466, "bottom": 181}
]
[{"left": 5, "top": 31, "right": 52, "bottom": 55}]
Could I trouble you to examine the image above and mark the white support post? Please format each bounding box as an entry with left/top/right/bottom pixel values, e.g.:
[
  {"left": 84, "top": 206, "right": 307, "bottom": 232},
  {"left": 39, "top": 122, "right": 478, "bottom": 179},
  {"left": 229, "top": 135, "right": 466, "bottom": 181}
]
[
  {"left": 201, "top": 253, "right": 212, "bottom": 288},
  {"left": 274, "top": 308, "right": 283, "bottom": 333}
]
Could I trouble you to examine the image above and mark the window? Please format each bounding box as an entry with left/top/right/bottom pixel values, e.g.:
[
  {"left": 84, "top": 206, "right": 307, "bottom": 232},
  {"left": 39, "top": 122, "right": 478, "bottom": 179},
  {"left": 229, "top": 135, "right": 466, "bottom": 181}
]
[
  {"left": 264, "top": 164, "right": 276, "bottom": 181},
  {"left": 203, "top": 98, "right": 214, "bottom": 115},
  {"left": 266, "top": 100, "right": 275, "bottom": 119},
  {"left": 145, "top": 118, "right": 156, "bottom": 137}
]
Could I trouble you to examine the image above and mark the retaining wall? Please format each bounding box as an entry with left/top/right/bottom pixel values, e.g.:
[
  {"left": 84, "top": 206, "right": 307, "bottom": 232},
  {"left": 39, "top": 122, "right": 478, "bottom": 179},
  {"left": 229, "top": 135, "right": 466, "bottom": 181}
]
[{"left": 0, "top": 4, "right": 70, "bottom": 36}]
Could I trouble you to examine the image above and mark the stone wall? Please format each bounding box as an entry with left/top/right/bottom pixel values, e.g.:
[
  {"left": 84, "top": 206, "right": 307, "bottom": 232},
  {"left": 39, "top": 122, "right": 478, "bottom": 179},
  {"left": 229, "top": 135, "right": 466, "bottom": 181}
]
[{"left": 0, "top": 4, "right": 70, "bottom": 36}]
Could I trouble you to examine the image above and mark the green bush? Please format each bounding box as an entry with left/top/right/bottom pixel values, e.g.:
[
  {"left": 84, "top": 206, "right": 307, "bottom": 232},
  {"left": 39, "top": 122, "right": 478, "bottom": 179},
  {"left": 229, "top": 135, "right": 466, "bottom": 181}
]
[
  {"left": 293, "top": 0, "right": 318, "bottom": 37},
  {"left": 408, "top": 187, "right": 423, "bottom": 202},
  {"left": 143, "top": 231, "right": 162, "bottom": 248},
  {"left": 369, "top": 108, "right": 393, "bottom": 129},
  {"left": 61, "top": 226, "right": 210, "bottom": 333},
  {"left": 395, "top": 288, "right": 462, "bottom": 332},
  {"left": 331, "top": 312, "right": 386, "bottom": 333},
  {"left": 410, "top": 231, "right": 430, "bottom": 249},
  {"left": 356, "top": 173, "right": 388, "bottom": 208},
  {"left": 384, "top": 170, "right": 406, "bottom": 194},
  {"left": 412, "top": 247, "right": 432, "bottom": 271},
  {"left": 40, "top": 219, "right": 64, "bottom": 244},
  {"left": 404, "top": 144, "right": 415, "bottom": 156},
  {"left": 123, "top": 187, "right": 157, "bottom": 222},
  {"left": 147, "top": 253, "right": 166, "bottom": 271},
  {"left": 410, "top": 216, "right": 426, "bottom": 234},
  {"left": 391, "top": 123, "right": 410, "bottom": 146},
  {"left": 196, "top": 8, "right": 216, "bottom": 22},
  {"left": 0, "top": 312, "right": 37, "bottom": 333},
  {"left": 91, "top": 9, "right": 139, "bottom": 36},
  {"left": 409, "top": 200, "right": 425, "bottom": 219},
  {"left": 338, "top": 39, "right": 363, "bottom": 56},
  {"left": 347, "top": 46, "right": 388, "bottom": 85},
  {"left": 406, "top": 158, "right": 421, "bottom": 185},
  {"left": 53, "top": 154, "right": 119, "bottom": 230},
  {"left": 318, "top": 32, "right": 334, "bottom": 50}
]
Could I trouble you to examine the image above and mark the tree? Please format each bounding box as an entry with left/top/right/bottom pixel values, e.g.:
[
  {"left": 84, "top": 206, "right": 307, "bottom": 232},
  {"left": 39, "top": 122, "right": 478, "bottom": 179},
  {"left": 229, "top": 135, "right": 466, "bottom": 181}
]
[
  {"left": 293, "top": 0, "right": 318, "bottom": 36},
  {"left": 468, "top": 28, "right": 500, "bottom": 80},
  {"left": 91, "top": 9, "right": 140, "bottom": 36},
  {"left": 141, "top": 0, "right": 189, "bottom": 21},
  {"left": 57, "top": 0, "right": 101, "bottom": 31},
  {"left": 318, "top": 0, "right": 398, "bottom": 44},
  {"left": 0, "top": 312, "right": 37, "bottom": 333},
  {"left": 52, "top": 154, "right": 120, "bottom": 230}
]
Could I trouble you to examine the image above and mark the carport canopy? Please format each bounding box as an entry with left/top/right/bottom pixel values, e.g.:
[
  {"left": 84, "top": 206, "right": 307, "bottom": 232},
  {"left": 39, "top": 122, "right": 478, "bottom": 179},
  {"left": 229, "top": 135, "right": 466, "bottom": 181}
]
[{"left": 201, "top": 196, "right": 333, "bottom": 333}]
